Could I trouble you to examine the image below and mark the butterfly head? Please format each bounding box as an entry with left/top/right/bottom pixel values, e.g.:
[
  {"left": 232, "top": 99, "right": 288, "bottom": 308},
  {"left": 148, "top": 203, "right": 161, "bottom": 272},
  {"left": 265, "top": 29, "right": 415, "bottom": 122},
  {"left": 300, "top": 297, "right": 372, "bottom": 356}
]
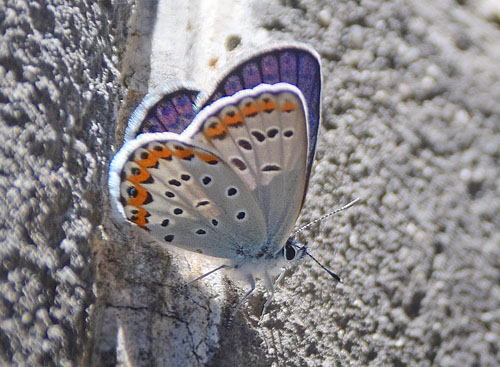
[{"left": 282, "top": 237, "right": 307, "bottom": 263}]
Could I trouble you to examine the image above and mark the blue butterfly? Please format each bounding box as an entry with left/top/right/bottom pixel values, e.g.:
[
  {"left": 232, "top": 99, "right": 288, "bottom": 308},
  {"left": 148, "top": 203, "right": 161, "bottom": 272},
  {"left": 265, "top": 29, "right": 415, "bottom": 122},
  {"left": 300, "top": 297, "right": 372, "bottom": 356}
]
[{"left": 109, "top": 43, "right": 333, "bottom": 314}]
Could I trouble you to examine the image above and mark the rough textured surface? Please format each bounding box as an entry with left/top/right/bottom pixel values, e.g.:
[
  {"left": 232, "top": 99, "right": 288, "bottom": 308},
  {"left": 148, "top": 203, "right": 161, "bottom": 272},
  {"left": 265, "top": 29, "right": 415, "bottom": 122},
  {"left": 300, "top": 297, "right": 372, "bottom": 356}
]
[
  {"left": 0, "top": 1, "right": 129, "bottom": 366},
  {"left": 1, "top": 0, "right": 499, "bottom": 366}
]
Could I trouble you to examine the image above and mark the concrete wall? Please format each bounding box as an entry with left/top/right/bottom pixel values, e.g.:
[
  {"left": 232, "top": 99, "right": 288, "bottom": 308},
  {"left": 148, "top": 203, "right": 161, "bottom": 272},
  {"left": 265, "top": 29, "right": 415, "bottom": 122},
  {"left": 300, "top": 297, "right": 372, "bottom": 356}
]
[{"left": 1, "top": 0, "right": 499, "bottom": 366}]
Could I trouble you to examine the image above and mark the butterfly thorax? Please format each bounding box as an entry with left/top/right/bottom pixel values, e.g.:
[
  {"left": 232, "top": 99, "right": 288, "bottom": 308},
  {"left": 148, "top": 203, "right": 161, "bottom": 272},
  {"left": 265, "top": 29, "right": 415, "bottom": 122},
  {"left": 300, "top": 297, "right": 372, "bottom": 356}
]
[{"left": 228, "top": 237, "right": 306, "bottom": 284}]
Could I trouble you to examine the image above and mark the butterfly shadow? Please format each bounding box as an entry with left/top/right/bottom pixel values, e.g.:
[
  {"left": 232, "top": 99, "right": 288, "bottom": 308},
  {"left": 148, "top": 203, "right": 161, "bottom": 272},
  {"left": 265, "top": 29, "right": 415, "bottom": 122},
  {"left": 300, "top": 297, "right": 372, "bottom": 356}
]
[{"left": 95, "top": 219, "right": 278, "bottom": 365}]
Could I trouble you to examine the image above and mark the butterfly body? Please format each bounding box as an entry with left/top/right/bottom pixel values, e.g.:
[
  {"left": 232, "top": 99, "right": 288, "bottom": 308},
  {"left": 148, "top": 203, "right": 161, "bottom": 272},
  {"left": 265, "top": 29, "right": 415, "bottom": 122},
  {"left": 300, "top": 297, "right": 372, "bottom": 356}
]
[{"left": 109, "top": 44, "right": 322, "bottom": 311}]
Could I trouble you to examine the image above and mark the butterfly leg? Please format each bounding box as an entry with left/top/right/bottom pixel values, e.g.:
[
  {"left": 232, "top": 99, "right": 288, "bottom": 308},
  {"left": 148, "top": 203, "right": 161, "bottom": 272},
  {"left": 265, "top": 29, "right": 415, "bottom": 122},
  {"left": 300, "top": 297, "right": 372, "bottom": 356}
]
[
  {"left": 259, "top": 270, "right": 277, "bottom": 323},
  {"left": 181, "top": 264, "right": 232, "bottom": 289},
  {"left": 274, "top": 270, "right": 286, "bottom": 285},
  {"left": 230, "top": 275, "right": 256, "bottom": 319}
]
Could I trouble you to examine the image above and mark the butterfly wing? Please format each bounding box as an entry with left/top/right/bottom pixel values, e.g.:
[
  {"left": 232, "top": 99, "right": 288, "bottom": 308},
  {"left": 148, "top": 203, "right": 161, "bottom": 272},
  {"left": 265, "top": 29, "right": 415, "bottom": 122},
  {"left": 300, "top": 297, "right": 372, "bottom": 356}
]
[
  {"left": 110, "top": 44, "right": 319, "bottom": 259},
  {"left": 196, "top": 44, "right": 321, "bottom": 199},
  {"left": 109, "top": 132, "right": 267, "bottom": 259},
  {"left": 184, "top": 83, "right": 309, "bottom": 254},
  {"left": 124, "top": 84, "right": 200, "bottom": 141}
]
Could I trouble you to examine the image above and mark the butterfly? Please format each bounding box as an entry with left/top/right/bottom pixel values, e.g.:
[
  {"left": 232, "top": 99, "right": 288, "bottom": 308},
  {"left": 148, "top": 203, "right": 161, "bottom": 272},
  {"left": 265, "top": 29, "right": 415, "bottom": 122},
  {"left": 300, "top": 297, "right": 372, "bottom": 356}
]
[{"left": 109, "top": 43, "right": 332, "bottom": 315}]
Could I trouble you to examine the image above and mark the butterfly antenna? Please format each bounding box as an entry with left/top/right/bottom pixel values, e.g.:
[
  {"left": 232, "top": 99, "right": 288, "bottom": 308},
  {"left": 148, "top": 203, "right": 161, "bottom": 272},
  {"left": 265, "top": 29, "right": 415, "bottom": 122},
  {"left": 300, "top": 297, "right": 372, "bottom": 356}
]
[
  {"left": 303, "top": 249, "right": 342, "bottom": 282},
  {"left": 292, "top": 198, "right": 360, "bottom": 236},
  {"left": 292, "top": 198, "right": 361, "bottom": 282}
]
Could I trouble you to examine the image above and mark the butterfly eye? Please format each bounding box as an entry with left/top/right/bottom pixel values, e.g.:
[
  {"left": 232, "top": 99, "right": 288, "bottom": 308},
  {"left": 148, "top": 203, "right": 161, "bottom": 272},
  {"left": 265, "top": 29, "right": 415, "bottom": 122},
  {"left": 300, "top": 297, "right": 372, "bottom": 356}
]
[{"left": 284, "top": 243, "right": 296, "bottom": 261}]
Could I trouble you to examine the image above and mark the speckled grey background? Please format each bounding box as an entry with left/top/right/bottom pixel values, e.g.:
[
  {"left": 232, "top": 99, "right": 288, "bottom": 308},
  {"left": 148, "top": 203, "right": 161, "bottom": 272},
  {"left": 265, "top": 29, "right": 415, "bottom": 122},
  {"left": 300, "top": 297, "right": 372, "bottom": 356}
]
[{"left": 1, "top": 1, "right": 499, "bottom": 366}]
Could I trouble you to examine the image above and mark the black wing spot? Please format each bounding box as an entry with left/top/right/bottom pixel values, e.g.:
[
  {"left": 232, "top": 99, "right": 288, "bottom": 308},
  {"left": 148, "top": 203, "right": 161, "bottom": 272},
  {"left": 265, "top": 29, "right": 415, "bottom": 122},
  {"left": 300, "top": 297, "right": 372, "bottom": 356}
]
[
  {"left": 165, "top": 191, "right": 175, "bottom": 198},
  {"left": 211, "top": 219, "right": 219, "bottom": 226},
  {"left": 238, "top": 139, "right": 253, "bottom": 150},
  {"left": 131, "top": 167, "right": 141, "bottom": 176},
  {"left": 284, "top": 130, "right": 294, "bottom": 138},
  {"left": 202, "top": 176, "right": 212, "bottom": 185},
  {"left": 164, "top": 235, "right": 174, "bottom": 242},
  {"left": 161, "top": 219, "right": 170, "bottom": 227},
  {"left": 181, "top": 174, "right": 191, "bottom": 181},
  {"left": 196, "top": 200, "right": 210, "bottom": 207},
  {"left": 173, "top": 208, "right": 183, "bottom": 215},
  {"left": 144, "top": 192, "right": 153, "bottom": 205},
  {"left": 169, "top": 179, "right": 181, "bottom": 186},
  {"left": 141, "top": 152, "right": 149, "bottom": 159},
  {"left": 267, "top": 128, "right": 279, "bottom": 138},
  {"left": 127, "top": 186, "right": 138, "bottom": 198},
  {"left": 231, "top": 158, "right": 247, "bottom": 171},
  {"left": 251, "top": 131, "right": 266, "bottom": 142},
  {"left": 227, "top": 187, "right": 237, "bottom": 196},
  {"left": 196, "top": 229, "right": 207, "bottom": 235},
  {"left": 143, "top": 175, "right": 155, "bottom": 184},
  {"left": 262, "top": 165, "right": 281, "bottom": 172},
  {"left": 236, "top": 211, "right": 246, "bottom": 220}
]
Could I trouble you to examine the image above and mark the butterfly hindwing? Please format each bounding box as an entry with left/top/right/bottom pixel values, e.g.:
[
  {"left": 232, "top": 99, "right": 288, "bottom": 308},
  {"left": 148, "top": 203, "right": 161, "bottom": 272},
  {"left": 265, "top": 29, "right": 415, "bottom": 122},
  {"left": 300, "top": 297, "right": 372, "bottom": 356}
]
[
  {"left": 124, "top": 85, "right": 200, "bottom": 141},
  {"left": 109, "top": 133, "right": 267, "bottom": 259},
  {"left": 185, "top": 83, "right": 309, "bottom": 254}
]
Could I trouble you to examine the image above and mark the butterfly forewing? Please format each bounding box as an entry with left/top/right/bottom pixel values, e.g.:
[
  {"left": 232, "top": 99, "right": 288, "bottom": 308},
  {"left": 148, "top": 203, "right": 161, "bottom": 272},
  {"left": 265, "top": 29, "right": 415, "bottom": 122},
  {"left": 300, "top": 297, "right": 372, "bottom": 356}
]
[
  {"left": 186, "top": 83, "right": 309, "bottom": 254},
  {"left": 197, "top": 44, "right": 321, "bottom": 198},
  {"left": 110, "top": 133, "right": 267, "bottom": 259}
]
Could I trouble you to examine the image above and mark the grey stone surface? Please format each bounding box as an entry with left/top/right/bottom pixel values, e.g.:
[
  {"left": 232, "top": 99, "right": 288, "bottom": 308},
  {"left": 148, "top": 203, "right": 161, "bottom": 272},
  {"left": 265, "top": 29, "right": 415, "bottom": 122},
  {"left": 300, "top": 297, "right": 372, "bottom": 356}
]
[
  {"left": 0, "top": 1, "right": 130, "bottom": 366},
  {"left": 1, "top": 0, "right": 499, "bottom": 366}
]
